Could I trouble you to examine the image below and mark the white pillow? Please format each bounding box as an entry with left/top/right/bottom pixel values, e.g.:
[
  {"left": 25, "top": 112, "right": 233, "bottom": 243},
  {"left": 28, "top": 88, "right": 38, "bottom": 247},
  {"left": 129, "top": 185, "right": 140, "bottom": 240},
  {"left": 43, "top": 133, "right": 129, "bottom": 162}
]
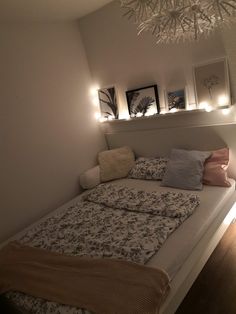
[{"left": 80, "top": 166, "right": 101, "bottom": 189}]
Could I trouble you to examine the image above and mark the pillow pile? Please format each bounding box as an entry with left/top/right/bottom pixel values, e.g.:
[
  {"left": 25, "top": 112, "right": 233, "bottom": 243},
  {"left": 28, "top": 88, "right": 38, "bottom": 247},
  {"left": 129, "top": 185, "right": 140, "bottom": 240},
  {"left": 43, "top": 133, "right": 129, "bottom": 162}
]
[
  {"left": 161, "top": 149, "right": 211, "bottom": 190},
  {"left": 203, "top": 148, "right": 231, "bottom": 187},
  {"left": 80, "top": 146, "right": 231, "bottom": 190},
  {"left": 129, "top": 157, "right": 169, "bottom": 180}
]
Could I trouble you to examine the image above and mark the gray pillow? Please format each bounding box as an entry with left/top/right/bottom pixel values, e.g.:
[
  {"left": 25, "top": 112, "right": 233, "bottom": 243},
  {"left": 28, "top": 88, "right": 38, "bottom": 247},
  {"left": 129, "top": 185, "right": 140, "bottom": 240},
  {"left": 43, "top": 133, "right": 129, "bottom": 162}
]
[{"left": 161, "top": 149, "right": 211, "bottom": 190}]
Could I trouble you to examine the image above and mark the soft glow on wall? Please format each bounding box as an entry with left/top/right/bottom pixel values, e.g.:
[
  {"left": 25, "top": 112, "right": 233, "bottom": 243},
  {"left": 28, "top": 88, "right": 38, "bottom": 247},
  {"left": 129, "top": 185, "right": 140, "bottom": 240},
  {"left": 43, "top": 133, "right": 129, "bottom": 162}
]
[
  {"left": 92, "top": 97, "right": 99, "bottom": 107},
  {"left": 90, "top": 85, "right": 100, "bottom": 97},
  {"left": 94, "top": 112, "right": 101, "bottom": 120},
  {"left": 90, "top": 85, "right": 100, "bottom": 107}
]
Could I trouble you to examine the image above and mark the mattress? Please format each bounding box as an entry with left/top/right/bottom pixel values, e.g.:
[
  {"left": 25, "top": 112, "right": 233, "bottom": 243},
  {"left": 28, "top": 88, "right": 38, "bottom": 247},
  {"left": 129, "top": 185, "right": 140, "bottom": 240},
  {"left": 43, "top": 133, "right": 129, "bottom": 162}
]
[{"left": 110, "top": 178, "right": 236, "bottom": 279}]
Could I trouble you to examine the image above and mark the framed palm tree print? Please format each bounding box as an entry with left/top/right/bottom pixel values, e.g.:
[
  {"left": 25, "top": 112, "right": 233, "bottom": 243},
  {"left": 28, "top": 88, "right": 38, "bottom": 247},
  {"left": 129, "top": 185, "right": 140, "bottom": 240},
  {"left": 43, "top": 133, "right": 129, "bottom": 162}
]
[
  {"left": 126, "top": 85, "right": 160, "bottom": 118},
  {"left": 166, "top": 88, "right": 186, "bottom": 111},
  {"left": 98, "top": 86, "right": 118, "bottom": 120}
]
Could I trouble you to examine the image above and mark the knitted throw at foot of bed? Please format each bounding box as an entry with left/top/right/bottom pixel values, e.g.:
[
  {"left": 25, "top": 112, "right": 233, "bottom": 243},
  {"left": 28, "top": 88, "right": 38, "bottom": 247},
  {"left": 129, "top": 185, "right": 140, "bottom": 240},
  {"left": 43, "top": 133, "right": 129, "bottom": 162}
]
[{"left": 0, "top": 242, "right": 170, "bottom": 314}]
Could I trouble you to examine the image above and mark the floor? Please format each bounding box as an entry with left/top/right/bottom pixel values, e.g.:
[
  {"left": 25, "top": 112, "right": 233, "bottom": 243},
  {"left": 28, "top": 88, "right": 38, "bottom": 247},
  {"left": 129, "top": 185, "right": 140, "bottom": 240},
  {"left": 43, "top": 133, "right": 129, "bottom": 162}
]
[{"left": 176, "top": 221, "right": 236, "bottom": 314}]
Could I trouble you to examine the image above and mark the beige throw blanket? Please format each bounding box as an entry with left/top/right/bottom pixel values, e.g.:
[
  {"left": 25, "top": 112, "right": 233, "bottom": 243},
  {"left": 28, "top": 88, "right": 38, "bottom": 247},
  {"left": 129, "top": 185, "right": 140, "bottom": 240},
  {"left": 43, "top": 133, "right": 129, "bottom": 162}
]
[{"left": 0, "top": 242, "right": 170, "bottom": 314}]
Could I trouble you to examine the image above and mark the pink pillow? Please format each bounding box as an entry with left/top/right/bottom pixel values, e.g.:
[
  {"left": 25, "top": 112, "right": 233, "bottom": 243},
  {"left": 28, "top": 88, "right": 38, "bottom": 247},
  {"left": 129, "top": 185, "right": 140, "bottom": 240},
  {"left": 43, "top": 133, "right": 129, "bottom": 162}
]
[{"left": 203, "top": 148, "right": 231, "bottom": 187}]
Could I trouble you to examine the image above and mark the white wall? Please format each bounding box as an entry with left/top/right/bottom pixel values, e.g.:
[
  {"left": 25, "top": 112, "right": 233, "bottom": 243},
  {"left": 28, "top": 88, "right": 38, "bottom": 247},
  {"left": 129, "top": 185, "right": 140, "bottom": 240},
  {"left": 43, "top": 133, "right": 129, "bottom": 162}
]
[
  {"left": 79, "top": 0, "right": 230, "bottom": 117},
  {"left": 0, "top": 22, "right": 106, "bottom": 242},
  {"left": 222, "top": 27, "right": 236, "bottom": 101}
]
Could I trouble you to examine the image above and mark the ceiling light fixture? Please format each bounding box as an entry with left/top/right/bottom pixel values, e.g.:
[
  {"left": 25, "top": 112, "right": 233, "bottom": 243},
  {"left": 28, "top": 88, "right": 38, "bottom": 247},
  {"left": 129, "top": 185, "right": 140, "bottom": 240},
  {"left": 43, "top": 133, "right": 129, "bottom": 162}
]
[{"left": 121, "top": 0, "right": 236, "bottom": 43}]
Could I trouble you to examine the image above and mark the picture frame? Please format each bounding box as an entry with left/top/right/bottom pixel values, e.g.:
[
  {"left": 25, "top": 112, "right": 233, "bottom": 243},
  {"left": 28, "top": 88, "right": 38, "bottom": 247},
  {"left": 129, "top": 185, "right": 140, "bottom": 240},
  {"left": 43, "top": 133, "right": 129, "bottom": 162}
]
[
  {"left": 126, "top": 85, "right": 160, "bottom": 118},
  {"left": 166, "top": 88, "right": 186, "bottom": 111},
  {"left": 193, "top": 57, "right": 231, "bottom": 109},
  {"left": 98, "top": 86, "right": 119, "bottom": 120}
]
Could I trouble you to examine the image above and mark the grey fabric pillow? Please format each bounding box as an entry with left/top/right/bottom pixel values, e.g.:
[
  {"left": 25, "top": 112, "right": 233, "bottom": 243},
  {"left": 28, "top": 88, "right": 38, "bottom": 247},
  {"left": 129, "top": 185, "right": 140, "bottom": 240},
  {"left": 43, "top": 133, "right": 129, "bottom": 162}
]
[
  {"left": 161, "top": 149, "right": 211, "bottom": 190},
  {"left": 129, "top": 157, "right": 169, "bottom": 180}
]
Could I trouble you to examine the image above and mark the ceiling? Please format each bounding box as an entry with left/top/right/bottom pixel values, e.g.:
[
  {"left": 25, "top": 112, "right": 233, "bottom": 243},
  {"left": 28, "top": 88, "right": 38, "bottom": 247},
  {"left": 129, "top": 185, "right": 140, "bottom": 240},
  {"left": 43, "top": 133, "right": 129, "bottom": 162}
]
[{"left": 0, "top": 0, "right": 114, "bottom": 22}]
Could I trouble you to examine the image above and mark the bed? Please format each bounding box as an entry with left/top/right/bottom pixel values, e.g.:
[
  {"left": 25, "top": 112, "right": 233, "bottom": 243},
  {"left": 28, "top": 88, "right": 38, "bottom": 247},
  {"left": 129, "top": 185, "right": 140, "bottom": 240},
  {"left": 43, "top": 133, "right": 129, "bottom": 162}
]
[{"left": 1, "top": 123, "right": 236, "bottom": 314}]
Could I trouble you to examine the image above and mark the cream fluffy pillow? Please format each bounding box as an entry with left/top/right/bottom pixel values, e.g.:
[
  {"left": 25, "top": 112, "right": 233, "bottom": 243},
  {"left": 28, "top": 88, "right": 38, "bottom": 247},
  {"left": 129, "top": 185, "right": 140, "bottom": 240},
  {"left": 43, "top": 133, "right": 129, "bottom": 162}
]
[{"left": 98, "top": 146, "right": 135, "bottom": 182}]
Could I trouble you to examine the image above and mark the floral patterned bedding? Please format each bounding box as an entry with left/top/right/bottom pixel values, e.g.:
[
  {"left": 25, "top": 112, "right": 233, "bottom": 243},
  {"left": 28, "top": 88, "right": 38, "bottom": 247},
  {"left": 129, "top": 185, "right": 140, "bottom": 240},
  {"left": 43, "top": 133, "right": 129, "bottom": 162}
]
[
  {"left": 129, "top": 157, "right": 169, "bottom": 180},
  {"left": 6, "top": 183, "right": 200, "bottom": 314}
]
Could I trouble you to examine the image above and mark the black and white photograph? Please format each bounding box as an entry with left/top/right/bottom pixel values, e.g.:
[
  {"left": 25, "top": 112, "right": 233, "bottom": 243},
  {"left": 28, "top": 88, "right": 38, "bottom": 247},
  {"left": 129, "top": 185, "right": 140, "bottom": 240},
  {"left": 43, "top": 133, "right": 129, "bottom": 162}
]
[
  {"left": 98, "top": 86, "right": 118, "bottom": 120},
  {"left": 167, "top": 89, "right": 186, "bottom": 111},
  {"left": 126, "top": 85, "right": 160, "bottom": 118}
]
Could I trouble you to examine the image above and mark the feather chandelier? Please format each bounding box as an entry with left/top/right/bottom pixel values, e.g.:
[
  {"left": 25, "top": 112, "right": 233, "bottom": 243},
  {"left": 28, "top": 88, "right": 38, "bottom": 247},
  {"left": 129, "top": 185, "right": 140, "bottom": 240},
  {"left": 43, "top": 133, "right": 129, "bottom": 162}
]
[{"left": 120, "top": 0, "right": 236, "bottom": 43}]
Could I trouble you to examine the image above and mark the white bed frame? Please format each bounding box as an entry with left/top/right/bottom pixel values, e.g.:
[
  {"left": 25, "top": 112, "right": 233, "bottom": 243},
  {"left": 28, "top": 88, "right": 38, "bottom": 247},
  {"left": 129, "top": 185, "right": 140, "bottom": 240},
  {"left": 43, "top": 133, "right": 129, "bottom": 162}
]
[
  {"left": 1, "top": 122, "right": 236, "bottom": 314},
  {"left": 104, "top": 122, "right": 236, "bottom": 313},
  {"left": 161, "top": 194, "right": 236, "bottom": 314},
  {"left": 1, "top": 190, "right": 235, "bottom": 314}
]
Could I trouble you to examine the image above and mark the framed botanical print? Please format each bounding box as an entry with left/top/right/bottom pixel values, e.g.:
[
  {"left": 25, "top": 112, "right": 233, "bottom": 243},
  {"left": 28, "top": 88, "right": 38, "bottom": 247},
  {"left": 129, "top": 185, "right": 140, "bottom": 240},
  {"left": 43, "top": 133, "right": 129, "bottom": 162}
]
[
  {"left": 166, "top": 88, "right": 186, "bottom": 111},
  {"left": 126, "top": 84, "right": 160, "bottom": 118},
  {"left": 193, "top": 58, "right": 231, "bottom": 109},
  {"left": 98, "top": 86, "right": 118, "bottom": 120}
]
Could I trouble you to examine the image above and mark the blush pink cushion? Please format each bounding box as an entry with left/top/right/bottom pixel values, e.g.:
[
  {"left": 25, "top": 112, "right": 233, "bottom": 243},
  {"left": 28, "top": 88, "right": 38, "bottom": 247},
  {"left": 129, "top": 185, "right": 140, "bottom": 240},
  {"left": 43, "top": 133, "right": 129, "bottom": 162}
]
[{"left": 203, "top": 148, "right": 231, "bottom": 187}]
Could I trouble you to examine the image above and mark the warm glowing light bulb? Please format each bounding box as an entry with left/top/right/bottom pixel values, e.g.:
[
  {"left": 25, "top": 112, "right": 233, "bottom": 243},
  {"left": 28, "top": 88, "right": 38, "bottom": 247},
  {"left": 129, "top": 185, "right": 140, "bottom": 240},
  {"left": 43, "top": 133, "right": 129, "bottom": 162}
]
[
  {"left": 94, "top": 112, "right": 101, "bottom": 120},
  {"left": 205, "top": 105, "right": 213, "bottom": 112},
  {"left": 90, "top": 85, "right": 100, "bottom": 107},
  {"left": 145, "top": 107, "right": 156, "bottom": 116},
  {"left": 218, "top": 95, "right": 228, "bottom": 106},
  {"left": 160, "top": 110, "right": 167, "bottom": 114},
  {"left": 90, "top": 85, "right": 100, "bottom": 97},
  {"left": 119, "top": 112, "right": 130, "bottom": 120},
  {"left": 199, "top": 101, "right": 209, "bottom": 110}
]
